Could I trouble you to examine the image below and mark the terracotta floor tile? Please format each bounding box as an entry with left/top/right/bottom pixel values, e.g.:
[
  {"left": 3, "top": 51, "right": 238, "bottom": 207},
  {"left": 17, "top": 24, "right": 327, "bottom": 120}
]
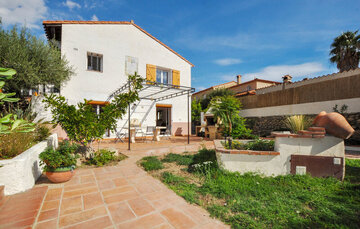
[
  {"left": 64, "top": 176, "right": 81, "bottom": 186},
  {"left": 0, "top": 216, "right": 35, "bottom": 228},
  {"left": 64, "top": 182, "right": 97, "bottom": 192},
  {"left": 153, "top": 224, "right": 174, "bottom": 229},
  {"left": 60, "top": 195, "right": 82, "bottom": 215},
  {"left": 44, "top": 188, "right": 63, "bottom": 201},
  {"left": 81, "top": 175, "right": 96, "bottom": 183},
  {"left": 98, "top": 180, "right": 116, "bottom": 191},
  {"left": 59, "top": 206, "right": 107, "bottom": 228},
  {"left": 112, "top": 178, "right": 128, "bottom": 187},
  {"left": 41, "top": 199, "right": 60, "bottom": 211},
  {"left": 83, "top": 192, "right": 103, "bottom": 210},
  {"left": 108, "top": 202, "right": 136, "bottom": 224},
  {"left": 35, "top": 219, "right": 58, "bottom": 229},
  {"left": 104, "top": 191, "right": 139, "bottom": 204},
  {"left": 102, "top": 186, "right": 135, "bottom": 197},
  {"left": 65, "top": 216, "right": 113, "bottom": 229},
  {"left": 161, "top": 208, "right": 197, "bottom": 229},
  {"left": 128, "top": 197, "right": 155, "bottom": 216},
  {"left": 38, "top": 208, "right": 59, "bottom": 222},
  {"left": 63, "top": 187, "right": 98, "bottom": 198},
  {"left": 117, "top": 214, "right": 165, "bottom": 229},
  {"left": 0, "top": 210, "right": 38, "bottom": 224}
]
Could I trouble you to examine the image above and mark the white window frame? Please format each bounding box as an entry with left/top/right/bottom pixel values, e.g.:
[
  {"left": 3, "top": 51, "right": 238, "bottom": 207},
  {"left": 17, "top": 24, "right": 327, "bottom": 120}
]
[
  {"left": 156, "top": 67, "right": 172, "bottom": 85},
  {"left": 87, "top": 52, "right": 103, "bottom": 72}
]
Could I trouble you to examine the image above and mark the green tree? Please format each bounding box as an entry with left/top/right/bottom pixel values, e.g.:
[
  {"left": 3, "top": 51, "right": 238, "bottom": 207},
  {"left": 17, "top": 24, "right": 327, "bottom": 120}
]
[
  {"left": 44, "top": 73, "right": 144, "bottom": 150},
  {"left": 0, "top": 25, "right": 73, "bottom": 95},
  {"left": 191, "top": 98, "right": 202, "bottom": 123},
  {"left": 200, "top": 88, "right": 235, "bottom": 110},
  {"left": 330, "top": 30, "right": 360, "bottom": 72}
]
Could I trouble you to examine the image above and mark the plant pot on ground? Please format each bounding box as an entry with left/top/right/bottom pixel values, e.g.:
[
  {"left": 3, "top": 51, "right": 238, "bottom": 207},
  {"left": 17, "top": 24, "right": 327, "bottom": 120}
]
[{"left": 39, "top": 140, "right": 79, "bottom": 183}]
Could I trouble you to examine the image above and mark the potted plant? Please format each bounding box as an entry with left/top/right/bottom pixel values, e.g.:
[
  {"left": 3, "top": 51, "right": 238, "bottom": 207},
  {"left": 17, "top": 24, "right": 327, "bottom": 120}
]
[{"left": 39, "top": 140, "right": 79, "bottom": 183}]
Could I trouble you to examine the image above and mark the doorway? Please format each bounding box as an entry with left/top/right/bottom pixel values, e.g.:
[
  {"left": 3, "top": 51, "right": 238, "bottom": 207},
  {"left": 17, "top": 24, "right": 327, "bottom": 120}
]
[{"left": 156, "top": 104, "right": 172, "bottom": 134}]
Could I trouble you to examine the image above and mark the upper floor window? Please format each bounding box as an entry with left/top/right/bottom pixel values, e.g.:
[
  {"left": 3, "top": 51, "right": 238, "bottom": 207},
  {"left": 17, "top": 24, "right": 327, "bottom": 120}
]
[
  {"left": 156, "top": 69, "right": 171, "bottom": 84},
  {"left": 247, "top": 85, "right": 252, "bottom": 91},
  {"left": 87, "top": 52, "right": 103, "bottom": 72}
]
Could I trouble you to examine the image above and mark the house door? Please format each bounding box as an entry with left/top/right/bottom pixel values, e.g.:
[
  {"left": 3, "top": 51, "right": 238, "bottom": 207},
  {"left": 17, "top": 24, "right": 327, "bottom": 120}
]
[{"left": 156, "top": 105, "right": 172, "bottom": 134}]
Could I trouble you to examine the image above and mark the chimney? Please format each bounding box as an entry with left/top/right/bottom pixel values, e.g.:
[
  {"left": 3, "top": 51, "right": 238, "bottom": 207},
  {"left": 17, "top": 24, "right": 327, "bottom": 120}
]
[
  {"left": 282, "top": 74, "right": 292, "bottom": 83},
  {"left": 236, "top": 75, "right": 242, "bottom": 84},
  {"left": 130, "top": 20, "right": 134, "bottom": 23}
]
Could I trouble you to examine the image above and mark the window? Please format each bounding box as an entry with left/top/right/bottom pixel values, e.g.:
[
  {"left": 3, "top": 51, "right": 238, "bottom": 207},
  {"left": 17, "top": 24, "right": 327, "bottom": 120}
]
[
  {"left": 247, "top": 85, "right": 252, "bottom": 91},
  {"left": 87, "top": 52, "right": 103, "bottom": 72},
  {"left": 156, "top": 69, "right": 171, "bottom": 84}
]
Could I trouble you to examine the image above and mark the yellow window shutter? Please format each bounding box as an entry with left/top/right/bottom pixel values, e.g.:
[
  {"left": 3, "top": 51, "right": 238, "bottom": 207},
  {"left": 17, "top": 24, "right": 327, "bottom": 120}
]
[
  {"left": 172, "top": 69, "right": 180, "bottom": 87},
  {"left": 146, "top": 64, "right": 156, "bottom": 84}
]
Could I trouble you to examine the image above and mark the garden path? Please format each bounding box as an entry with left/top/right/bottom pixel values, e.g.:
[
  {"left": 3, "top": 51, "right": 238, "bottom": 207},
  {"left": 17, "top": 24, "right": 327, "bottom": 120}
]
[{"left": 0, "top": 137, "right": 228, "bottom": 229}]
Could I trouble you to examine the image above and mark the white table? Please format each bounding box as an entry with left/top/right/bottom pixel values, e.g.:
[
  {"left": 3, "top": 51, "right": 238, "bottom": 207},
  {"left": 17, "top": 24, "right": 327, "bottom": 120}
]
[
  {"left": 123, "top": 127, "right": 142, "bottom": 143},
  {"left": 153, "top": 126, "right": 167, "bottom": 141}
]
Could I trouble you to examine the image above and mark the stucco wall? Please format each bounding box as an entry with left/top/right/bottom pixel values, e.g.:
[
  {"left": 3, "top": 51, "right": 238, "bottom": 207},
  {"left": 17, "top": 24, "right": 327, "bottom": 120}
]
[
  {"left": 42, "top": 24, "right": 192, "bottom": 137},
  {"left": 217, "top": 136, "right": 344, "bottom": 176},
  {"left": 0, "top": 134, "right": 58, "bottom": 195}
]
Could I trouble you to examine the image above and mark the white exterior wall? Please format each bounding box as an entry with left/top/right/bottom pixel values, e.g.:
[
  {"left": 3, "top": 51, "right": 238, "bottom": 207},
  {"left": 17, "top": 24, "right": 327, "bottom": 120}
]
[
  {"left": 0, "top": 134, "right": 58, "bottom": 195},
  {"left": 217, "top": 136, "right": 344, "bottom": 177},
  {"left": 59, "top": 24, "right": 192, "bottom": 136},
  {"left": 240, "top": 97, "right": 360, "bottom": 117}
]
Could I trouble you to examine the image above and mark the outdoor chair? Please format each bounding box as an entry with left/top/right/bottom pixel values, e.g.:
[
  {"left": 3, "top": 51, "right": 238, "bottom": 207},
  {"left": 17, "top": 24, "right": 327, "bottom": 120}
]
[
  {"left": 143, "top": 126, "right": 155, "bottom": 142},
  {"left": 163, "top": 128, "right": 171, "bottom": 140},
  {"left": 115, "top": 128, "right": 127, "bottom": 143}
]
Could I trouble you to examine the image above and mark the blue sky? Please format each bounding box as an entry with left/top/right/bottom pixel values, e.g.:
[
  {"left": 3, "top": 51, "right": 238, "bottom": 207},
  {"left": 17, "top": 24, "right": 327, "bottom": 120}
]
[{"left": 1, "top": 0, "right": 360, "bottom": 91}]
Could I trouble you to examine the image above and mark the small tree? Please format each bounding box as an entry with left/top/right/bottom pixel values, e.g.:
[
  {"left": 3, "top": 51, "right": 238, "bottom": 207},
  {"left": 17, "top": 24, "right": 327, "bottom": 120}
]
[
  {"left": 44, "top": 73, "right": 143, "bottom": 150},
  {"left": 191, "top": 98, "right": 202, "bottom": 123},
  {"left": 200, "top": 88, "right": 235, "bottom": 110}
]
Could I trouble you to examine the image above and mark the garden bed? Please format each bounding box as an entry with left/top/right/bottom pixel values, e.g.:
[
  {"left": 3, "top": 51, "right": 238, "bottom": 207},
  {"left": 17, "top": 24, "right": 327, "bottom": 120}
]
[
  {"left": 139, "top": 150, "right": 360, "bottom": 228},
  {"left": 0, "top": 134, "right": 58, "bottom": 195}
]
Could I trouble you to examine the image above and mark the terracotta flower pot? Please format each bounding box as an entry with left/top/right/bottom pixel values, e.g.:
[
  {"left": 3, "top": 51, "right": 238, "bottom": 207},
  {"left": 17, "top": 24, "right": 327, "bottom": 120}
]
[
  {"left": 313, "top": 111, "right": 354, "bottom": 139},
  {"left": 46, "top": 167, "right": 75, "bottom": 183}
]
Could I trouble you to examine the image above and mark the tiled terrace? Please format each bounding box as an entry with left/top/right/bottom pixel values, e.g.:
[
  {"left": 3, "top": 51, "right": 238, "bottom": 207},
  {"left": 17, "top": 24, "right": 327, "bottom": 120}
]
[{"left": 0, "top": 137, "right": 228, "bottom": 229}]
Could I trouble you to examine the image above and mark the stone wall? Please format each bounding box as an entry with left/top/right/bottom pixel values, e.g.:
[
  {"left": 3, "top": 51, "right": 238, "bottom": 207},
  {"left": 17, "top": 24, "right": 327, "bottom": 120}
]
[{"left": 245, "top": 112, "right": 360, "bottom": 144}]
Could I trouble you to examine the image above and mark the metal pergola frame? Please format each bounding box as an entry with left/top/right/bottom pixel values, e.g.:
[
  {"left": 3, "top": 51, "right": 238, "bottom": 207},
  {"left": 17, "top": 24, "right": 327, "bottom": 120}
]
[{"left": 107, "top": 80, "right": 195, "bottom": 150}]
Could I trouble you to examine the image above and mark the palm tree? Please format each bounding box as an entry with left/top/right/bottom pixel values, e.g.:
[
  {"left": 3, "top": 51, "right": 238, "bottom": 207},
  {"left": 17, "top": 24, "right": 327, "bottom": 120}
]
[
  {"left": 330, "top": 31, "right": 360, "bottom": 72},
  {"left": 209, "top": 95, "right": 241, "bottom": 134}
]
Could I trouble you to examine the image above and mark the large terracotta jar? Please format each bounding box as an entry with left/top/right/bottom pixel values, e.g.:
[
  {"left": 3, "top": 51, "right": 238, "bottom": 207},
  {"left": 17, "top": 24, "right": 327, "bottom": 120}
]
[{"left": 313, "top": 111, "right": 354, "bottom": 139}]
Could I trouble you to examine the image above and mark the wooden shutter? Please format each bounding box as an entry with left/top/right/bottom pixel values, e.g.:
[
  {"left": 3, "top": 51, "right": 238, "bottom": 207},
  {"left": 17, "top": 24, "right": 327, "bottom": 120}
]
[
  {"left": 172, "top": 69, "right": 180, "bottom": 87},
  {"left": 146, "top": 64, "right": 156, "bottom": 84}
]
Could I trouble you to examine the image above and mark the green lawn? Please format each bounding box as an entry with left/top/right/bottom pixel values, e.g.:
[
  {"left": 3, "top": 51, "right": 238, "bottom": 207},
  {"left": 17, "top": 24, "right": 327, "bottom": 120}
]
[{"left": 139, "top": 149, "right": 360, "bottom": 228}]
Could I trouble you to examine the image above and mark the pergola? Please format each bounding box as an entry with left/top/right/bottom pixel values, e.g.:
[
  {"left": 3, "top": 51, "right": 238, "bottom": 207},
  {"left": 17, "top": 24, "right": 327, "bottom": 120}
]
[{"left": 107, "top": 80, "right": 195, "bottom": 150}]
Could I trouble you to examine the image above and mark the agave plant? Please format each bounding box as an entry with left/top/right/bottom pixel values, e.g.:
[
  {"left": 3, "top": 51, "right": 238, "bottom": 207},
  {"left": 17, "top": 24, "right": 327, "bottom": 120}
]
[{"left": 284, "top": 115, "right": 312, "bottom": 133}]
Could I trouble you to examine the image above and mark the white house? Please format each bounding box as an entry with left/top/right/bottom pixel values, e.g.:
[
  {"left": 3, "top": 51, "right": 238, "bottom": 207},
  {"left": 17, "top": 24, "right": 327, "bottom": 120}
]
[{"left": 42, "top": 20, "right": 193, "bottom": 139}]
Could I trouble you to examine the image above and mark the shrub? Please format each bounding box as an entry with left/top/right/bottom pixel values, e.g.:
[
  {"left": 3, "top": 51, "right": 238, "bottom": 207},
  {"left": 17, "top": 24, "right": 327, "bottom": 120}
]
[
  {"left": 34, "top": 124, "right": 51, "bottom": 142},
  {"left": 87, "top": 149, "right": 124, "bottom": 166},
  {"left": 140, "top": 156, "right": 164, "bottom": 171},
  {"left": 39, "top": 140, "right": 79, "bottom": 171},
  {"left": 0, "top": 132, "right": 35, "bottom": 159},
  {"left": 224, "top": 139, "right": 275, "bottom": 151},
  {"left": 284, "top": 115, "right": 312, "bottom": 133},
  {"left": 230, "top": 116, "right": 256, "bottom": 139}
]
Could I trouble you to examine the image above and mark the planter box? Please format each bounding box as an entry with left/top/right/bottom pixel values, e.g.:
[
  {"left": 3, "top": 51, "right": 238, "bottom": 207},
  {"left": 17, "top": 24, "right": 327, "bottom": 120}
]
[{"left": 0, "top": 134, "right": 58, "bottom": 195}]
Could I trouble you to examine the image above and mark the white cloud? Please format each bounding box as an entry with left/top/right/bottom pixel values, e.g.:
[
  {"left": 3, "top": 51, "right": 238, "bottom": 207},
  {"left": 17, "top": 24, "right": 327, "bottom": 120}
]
[
  {"left": 63, "top": 0, "right": 81, "bottom": 10},
  {"left": 91, "top": 14, "right": 98, "bottom": 21},
  {"left": 214, "top": 58, "right": 242, "bottom": 66},
  {"left": 243, "top": 62, "right": 326, "bottom": 82},
  {"left": 220, "top": 73, "right": 237, "bottom": 81},
  {"left": 0, "top": 0, "right": 47, "bottom": 29}
]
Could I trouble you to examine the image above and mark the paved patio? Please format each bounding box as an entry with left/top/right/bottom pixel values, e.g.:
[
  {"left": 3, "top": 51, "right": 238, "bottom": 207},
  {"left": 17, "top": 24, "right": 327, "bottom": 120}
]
[{"left": 0, "top": 137, "right": 228, "bottom": 229}]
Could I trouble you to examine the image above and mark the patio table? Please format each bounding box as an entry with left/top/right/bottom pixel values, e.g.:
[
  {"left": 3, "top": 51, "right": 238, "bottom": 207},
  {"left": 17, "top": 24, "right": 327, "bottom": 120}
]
[
  {"left": 153, "top": 126, "right": 167, "bottom": 141},
  {"left": 123, "top": 126, "right": 142, "bottom": 143}
]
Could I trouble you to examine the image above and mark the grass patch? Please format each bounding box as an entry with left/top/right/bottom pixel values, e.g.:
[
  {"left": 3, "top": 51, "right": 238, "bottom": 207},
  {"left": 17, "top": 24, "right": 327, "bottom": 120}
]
[
  {"left": 161, "top": 153, "right": 194, "bottom": 165},
  {"left": 140, "top": 150, "right": 360, "bottom": 228},
  {"left": 140, "top": 156, "right": 164, "bottom": 171}
]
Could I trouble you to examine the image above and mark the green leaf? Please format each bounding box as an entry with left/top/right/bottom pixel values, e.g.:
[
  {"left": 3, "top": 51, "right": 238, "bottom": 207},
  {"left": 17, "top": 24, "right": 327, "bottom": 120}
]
[
  {"left": 3, "top": 97, "right": 20, "bottom": 102},
  {"left": 0, "top": 68, "right": 16, "bottom": 77},
  {"left": 0, "top": 81, "right": 4, "bottom": 88}
]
